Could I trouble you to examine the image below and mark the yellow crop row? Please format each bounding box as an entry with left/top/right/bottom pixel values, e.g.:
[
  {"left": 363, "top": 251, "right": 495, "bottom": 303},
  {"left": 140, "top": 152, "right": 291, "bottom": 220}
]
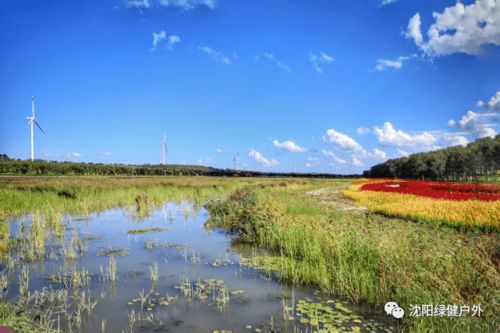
[{"left": 343, "top": 181, "right": 500, "bottom": 230}]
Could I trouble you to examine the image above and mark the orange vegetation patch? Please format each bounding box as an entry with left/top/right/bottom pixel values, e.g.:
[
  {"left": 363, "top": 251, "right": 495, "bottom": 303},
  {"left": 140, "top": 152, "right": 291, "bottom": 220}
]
[{"left": 344, "top": 179, "right": 500, "bottom": 230}]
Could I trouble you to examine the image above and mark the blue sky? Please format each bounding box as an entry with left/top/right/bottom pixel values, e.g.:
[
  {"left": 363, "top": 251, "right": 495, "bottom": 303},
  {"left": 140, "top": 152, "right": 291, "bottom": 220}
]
[{"left": 1, "top": 0, "right": 499, "bottom": 173}]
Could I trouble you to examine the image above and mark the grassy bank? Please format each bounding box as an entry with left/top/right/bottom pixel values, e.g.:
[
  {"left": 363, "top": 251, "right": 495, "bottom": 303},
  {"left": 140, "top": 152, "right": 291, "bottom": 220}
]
[
  {"left": 0, "top": 176, "right": 334, "bottom": 331},
  {"left": 0, "top": 176, "right": 290, "bottom": 250},
  {"left": 205, "top": 181, "right": 499, "bottom": 332}
]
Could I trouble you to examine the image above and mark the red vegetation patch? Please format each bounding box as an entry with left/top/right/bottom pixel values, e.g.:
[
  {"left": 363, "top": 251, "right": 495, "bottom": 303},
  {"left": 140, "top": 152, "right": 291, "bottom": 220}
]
[{"left": 361, "top": 180, "right": 500, "bottom": 201}]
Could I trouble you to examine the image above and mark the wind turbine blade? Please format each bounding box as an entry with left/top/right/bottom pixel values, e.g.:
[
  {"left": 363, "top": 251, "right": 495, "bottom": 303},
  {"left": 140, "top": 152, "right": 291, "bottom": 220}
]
[{"left": 34, "top": 120, "right": 45, "bottom": 134}]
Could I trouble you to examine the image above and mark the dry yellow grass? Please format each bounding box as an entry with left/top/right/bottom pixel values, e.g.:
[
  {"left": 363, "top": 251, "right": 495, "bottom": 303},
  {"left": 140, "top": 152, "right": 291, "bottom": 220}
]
[{"left": 343, "top": 179, "right": 500, "bottom": 230}]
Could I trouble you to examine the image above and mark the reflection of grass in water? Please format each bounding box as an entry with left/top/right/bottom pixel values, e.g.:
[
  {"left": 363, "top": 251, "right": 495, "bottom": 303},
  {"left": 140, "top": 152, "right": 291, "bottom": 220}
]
[
  {"left": 149, "top": 262, "right": 159, "bottom": 288},
  {"left": 0, "top": 176, "right": 273, "bottom": 227},
  {"left": 96, "top": 248, "right": 129, "bottom": 257},
  {"left": 99, "top": 256, "right": 117, "bottom": 283},
  {"left": 60, "top": 232, "right": 88, "bottom": 262},
  {"left": 18, "top": 265, "right": 29, "bottom": 299},
  {"left": 127, "top": 227, "right": 167, "bottom": 235},
  {"left": 47, "top": 266, "right": 91, "bottom": 291}
]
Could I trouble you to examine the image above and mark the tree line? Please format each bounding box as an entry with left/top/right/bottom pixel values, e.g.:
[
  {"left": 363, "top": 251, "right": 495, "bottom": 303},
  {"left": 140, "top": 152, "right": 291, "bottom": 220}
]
[
  {"left": 0, "top": 155, "right": 356, "bottom": 179},
  {"left": 364, "top": 135, "right": 500, "bottom": 182}
]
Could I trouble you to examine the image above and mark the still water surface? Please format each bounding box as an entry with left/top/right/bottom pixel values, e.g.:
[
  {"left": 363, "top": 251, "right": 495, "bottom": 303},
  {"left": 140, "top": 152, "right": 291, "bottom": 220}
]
[{"left": 4, "top": 202, "right": 395, "bottom": 332}]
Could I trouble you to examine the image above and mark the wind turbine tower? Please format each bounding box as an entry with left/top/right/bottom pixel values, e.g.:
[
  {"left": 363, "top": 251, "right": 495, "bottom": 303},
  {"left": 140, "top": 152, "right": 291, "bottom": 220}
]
[
  {"left": 161, "top": 132, "right": 168, "bottom": 165},
  {"left": 27, "top": 96, "right": 45, "bottom": 161},
  {"left": 233, "top": 152, "right": 240, "bottom": 170}
]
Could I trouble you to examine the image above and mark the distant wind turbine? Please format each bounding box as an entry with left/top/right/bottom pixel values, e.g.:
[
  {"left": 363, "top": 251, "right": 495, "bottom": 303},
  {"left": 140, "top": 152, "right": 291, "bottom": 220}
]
[
  {"left": 161, "top": 132, "right": 168, "bottom": 165},
  {"left": 27, "top": 96, "right": 45, "bottom": 161},
  {"left": 233, "top": 152, "right": 240, "bottom": 170}
]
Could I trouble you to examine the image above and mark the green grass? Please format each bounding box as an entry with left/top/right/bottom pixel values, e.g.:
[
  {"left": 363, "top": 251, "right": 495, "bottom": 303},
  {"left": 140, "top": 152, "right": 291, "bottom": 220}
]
[
  {"left": 1, "top": 176, "right": 498, "bottom": 332},
  {"left": 205, "top": 181, "right": 499, "bottom": 332}
]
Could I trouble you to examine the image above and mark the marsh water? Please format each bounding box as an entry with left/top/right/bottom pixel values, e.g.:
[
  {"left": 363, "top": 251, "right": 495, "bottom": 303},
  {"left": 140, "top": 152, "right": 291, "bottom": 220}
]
[{"left": 2, "top": 202, "right": 396, "bottom": 332}]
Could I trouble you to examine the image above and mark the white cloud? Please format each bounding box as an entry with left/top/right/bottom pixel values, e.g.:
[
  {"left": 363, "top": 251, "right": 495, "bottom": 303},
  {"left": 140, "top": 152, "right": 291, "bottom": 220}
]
[
  {"left": 323, "top": 129, "right": 366, "bottom": 156},
  {"left": 199, "top": 45, "right": 232, "bottom": 65},
  {"left": 168, "top": 35, "right": 181, "bottom": 49},
  {"left": 248, "top": 149, "right": 279, "bottom": 167},
  {"left": 397, "top": 148, "right": 409, "bottom": 157},
  {"left": 100, "top": 152, "right": 112, "bottom": 157},
  {"left": 151, "top": 31, "right": 166, "bottom": 51},
  {"left": 477, "top": 91, "right": 500, "bottom": 112},
  {"left": 310, "top": 52, "right": 334, "bottom": 74},
  {"left": 306, "top": 157, "right": 320, "bottom": 168},
  {"left": 448, "top": 110, "right": 497, "bottom": 138},
  {"left": 352, "top": 157, "right": 363, "bottom": 167},
  {"left": 405, "top": 13, "right": 424, "bottom": 46},
  {"left": 215, "top": 148, "right": 223, "bottom": 154},
  {"left": 67, "top": 152, "right": 82, "bottom": 158},
  {"left": 405, "top": 0, "right": 500, "bottom": 56},
  {"left": 356, "top": 127, "right": 370, "bottom": 135},
  {"left": 124, "top": 0, "right": 150, "bottom": 9},
  {"left": 381, "top": 0, "right": 397, "bottom": 6},
  {"left": 448, "top": 91, "right": 500, "bottom": 139},
  {"left": 273, "top": 139, "right": 306, "bottom": 153},
  {"left": 257, "top": 53, "right": 291, "bottom": 72},
  {"left": 371, "top": 148, "right": 387, "bottom": 160},
  {"left": 151, "top": 32, "right": 180, "bottom": 51},
  {"left": 375, "top": 56, "right": 409, "bottom": 71},
  {"left": 442, "top": 134, "right": 470, "bottom": 147},
  {"left": 321, "top": 149, "right": 347, "bottom": 164},
  {"left": 159, "top": 0, "right": 216, "bottom": 10},
  {"left": 373, "top": 122, "right": 439, "bottom": 149}
]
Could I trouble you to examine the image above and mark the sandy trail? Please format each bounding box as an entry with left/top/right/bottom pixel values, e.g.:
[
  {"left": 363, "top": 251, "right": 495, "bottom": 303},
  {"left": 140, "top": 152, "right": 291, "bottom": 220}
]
[{"left": 307, "top": 187, "right": 368, "bottom": 214}]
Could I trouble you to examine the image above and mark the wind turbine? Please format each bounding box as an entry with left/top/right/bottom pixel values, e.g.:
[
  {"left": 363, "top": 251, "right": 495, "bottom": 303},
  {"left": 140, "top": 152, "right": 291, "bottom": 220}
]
[
  {"left": 161, "top": 132, "right": 167, "bottom": 165},
  {"left": 27, "top": 96, "right": 44, "bottom": 161},
  {"left": 233, "top": 152, "right": 240, "bottom": 170}
]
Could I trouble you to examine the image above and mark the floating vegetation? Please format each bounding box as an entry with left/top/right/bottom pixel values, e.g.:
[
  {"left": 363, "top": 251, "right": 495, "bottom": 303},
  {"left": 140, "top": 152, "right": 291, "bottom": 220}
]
[
  {"left": 291, "top": 298, "right": 390, "bottom": 332},
  {"left": 128, "top": 289, "right": 176, "bottom": 311},
  {"left": 127, "top": 227, "right": 167, "bottom": 235},
  {"left": 47, "top": 266, "right": 92, "bottom": 290},
  {"left": 144, "top": 238, "right": 187, "bottom": 251},
  {"left": 84, "top": 234, "right": 102, "bottom": 241},
  {"left": 240, "top": 256, "right": 282, "bottom": 271},
  {"left": 210, "top": 257, "right": 233, "bottom": 267},
  {"left": 96, "top": 247, "right": 129, "bottom": 257},
  {"left": 70, "top": 216, "right": 92, "bottom": 222},
  {"left": 175, "top": 276, "right": 230, "bottom": 311},
  {"left": 190, "top": 249, "right": 201, "bottom": 264}
]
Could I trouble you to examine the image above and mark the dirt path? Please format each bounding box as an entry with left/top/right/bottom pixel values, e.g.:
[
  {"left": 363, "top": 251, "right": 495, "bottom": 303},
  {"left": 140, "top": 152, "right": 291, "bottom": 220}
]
[{"left": 307, "top": 187, "right": 368, "bottom": 214}]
